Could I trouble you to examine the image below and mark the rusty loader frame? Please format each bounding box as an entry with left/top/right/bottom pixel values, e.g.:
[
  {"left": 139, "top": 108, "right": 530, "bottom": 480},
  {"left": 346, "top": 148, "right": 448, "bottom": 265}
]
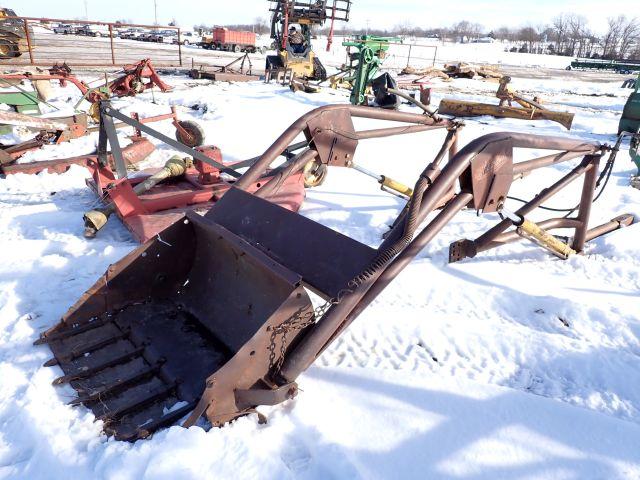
[{"left": 37, "top": 104, "right": 633, "bottom": 441}]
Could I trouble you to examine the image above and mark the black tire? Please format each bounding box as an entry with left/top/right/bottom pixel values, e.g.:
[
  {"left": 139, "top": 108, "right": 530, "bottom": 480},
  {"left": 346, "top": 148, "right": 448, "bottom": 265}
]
[
  {"left": 183, "top": 40, "right": 190, "bottom": 46},
  {"left": 189, "top": 69, "right": 202, "bottom": 79},
  {"left": 234, "top": 44, "right": 242, "bottom": 53},
  {"left": 176, "top": 120, "right": 205, "bottom": 148}
]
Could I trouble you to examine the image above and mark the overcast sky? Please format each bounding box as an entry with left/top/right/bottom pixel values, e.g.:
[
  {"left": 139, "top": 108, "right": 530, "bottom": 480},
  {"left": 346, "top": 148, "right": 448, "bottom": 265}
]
[{"left": 9, "top": 1, "right": 632, "bottom": 33}]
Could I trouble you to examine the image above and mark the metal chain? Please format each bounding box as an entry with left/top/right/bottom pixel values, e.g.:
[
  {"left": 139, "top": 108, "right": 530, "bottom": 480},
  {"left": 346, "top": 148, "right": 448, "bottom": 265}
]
[{"left": 267, "top": 284, "right": 357, "bottom": 373}]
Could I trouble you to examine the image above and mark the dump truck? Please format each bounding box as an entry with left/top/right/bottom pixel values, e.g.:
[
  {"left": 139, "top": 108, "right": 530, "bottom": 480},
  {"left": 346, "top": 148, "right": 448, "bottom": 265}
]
[
  {"left": 200, "top": 28, "right": 262, "bottom": 53},
  {"left": 0, "top": 8, "right": 31, "bottom": 59}
]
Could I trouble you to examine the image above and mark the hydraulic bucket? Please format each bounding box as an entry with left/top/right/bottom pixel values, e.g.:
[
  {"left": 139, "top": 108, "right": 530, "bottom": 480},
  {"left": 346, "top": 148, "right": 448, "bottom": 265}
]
[{"left": 37, "top": 187, "right": 376, "bottom": 441}]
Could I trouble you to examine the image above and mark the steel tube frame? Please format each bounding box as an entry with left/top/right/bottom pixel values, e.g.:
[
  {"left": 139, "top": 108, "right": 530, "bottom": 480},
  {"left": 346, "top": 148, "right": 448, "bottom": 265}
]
[
  {"left": 324, "top": 192, "right": 474, "bottom": 351},
  {"left": 274, "top": 131, "right": 607, "bottom": 382},
  {"left": 513, "top": 150, "right": 593, "bottom": 175},
  {"left": 236, "top": 105, "right": 451, "bottom": 190},
  {"left": 471, "top": 157, "right": 599, "bottom": 256},
  {"left": 279, "top": 147, "right": 482, "bottom": 380},
  {"left": 572, "top": 156, "right": 600, "bottom": 251}
]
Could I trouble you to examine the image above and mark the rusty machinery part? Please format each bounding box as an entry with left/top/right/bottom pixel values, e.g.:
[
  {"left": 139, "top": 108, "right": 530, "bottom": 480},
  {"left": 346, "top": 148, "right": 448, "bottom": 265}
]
[
  {"left": 109, "top": 59, "right": 173, "bottom": 97},
  {"left": 175, "top": 120, "right": 206, "bottom": 149},
  {"left": 37, "top": 104, "right": 635, "bottom": 442},
  {"left": 1, "top": 137, "right": 154, "bottom": 176},
  {"left": 302, "top": 158, "right": 328, "bottom": 187},
  {"left": 83, "top": 155, "right": 192, "bottom": 238},
  {"left": 0, "top": 59, "right": 172, "bottom": 119},
  {"left": 78, "top": 102, "right": 310, "bottom": 242},
  {"left": 439, "top": 76, "right": 575, "bottom": 130},
  {"left": 387, "top": 87, "right": 441, "bottom": 122}
]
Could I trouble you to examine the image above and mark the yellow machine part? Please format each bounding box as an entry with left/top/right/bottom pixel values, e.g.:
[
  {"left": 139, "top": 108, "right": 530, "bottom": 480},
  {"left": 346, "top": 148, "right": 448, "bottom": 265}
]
[
  {"left": 517, "top": 219, "right": 577, "bottom": 259},
  {"left": 381, "top": 176, "right": 414, "bottom": 197},
  {"left": 279, "top": 50, "right": 316, "bottom": 78}
]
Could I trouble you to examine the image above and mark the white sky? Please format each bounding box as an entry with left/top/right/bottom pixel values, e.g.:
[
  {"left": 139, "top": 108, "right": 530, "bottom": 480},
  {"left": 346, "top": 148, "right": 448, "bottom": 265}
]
[{"left": 11, "top": 0, "right": 633, "bottom": 33}]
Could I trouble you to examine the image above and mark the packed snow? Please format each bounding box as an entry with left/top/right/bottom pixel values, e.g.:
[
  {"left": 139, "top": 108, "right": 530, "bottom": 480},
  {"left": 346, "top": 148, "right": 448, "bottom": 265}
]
[{"left": 0, "top": 57, "right": 639, "bottom": 480}]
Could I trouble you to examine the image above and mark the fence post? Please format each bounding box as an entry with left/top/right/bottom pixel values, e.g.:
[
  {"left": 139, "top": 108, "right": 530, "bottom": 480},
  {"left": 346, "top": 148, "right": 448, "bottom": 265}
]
[
  {"left": 108, "top": 24, "right": 116, "bottom": 65},
  {"left": 407, "top": 43, "right": 412, "bottom": 68},
  {"left": 177, "top": 28, "right": 183, "bottom": 67},
  {"left": 432, "top": 46, "right": 437, "bottom": 67},
  {"left": 23, "top": 19, "right": 35, "bottom": 65}
]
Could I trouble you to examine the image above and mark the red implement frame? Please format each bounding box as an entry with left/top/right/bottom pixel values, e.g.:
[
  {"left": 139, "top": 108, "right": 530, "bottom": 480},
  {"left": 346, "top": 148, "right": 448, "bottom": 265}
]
[{"left": 0, "top": 59, "right": 171, "bottom": 104}]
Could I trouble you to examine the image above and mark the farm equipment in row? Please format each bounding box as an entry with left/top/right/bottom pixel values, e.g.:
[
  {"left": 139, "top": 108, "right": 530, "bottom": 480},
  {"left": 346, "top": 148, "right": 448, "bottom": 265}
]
[
  {"left": 266, "top": 0, "right": 352, "bottom": 82},
  {"left": 37, "top": 103, "right": 634, "bottom": 442},
  {"left": 439, "top": 76, "right": 575, "bottom": 130},
  {"left": 0, "top": 60, "right": 172, "bottom": 119},
  {"left": 568, "top": 58, "right": 640, "bottom": 74}
]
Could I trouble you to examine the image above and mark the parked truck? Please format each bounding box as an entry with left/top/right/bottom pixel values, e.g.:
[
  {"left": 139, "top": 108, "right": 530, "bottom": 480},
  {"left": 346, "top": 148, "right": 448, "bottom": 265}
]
[{"left": 200, "top": 27, "right": 264, "bottom": 53}]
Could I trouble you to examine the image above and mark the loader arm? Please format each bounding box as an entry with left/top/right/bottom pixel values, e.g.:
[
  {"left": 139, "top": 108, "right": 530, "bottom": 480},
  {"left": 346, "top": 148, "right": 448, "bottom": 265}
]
[{"left": 38, "top": 105, "right": 634, "bottom": 441}]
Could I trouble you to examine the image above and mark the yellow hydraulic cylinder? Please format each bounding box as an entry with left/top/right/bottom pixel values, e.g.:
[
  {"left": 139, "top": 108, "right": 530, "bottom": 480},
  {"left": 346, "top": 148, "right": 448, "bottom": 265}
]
[{"left": 502, "top": 208, "right": 576, "bottom": 259}]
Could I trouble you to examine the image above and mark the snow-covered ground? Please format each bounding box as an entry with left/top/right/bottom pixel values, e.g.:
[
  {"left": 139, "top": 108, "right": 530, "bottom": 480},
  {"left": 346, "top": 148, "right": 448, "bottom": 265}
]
[{"left": 0, "top": 69, "right": 639, "bottom": 480}]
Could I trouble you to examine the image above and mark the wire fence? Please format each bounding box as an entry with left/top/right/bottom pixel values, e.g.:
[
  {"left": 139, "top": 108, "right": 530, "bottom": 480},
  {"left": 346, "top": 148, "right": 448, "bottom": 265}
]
[{"left": 0, "top": 17, "right": 183, "bottom": 68}]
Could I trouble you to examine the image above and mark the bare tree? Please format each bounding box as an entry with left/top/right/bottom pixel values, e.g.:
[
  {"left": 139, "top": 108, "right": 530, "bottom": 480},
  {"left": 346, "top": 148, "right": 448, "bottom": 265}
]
[
  {"left": 551, "top": 14, "right": 569, "bottom": 55},
  {"left": 494, "top": 26, "right": 515, "bottom": 42},
  {"left": 619, "top": 17, "right": 640, "bottom": 59},
  {"left": 566, "top": 14, "right": 588, "bottom": 57},
  {"left": 253, "top": 16, "right": 269, "bottom": 35},
  {"left": 394, "top": 20, "right": 414, "bottom": 38},
  {"left": 517, "top": 26, "right": 539, "bottom": 53}
]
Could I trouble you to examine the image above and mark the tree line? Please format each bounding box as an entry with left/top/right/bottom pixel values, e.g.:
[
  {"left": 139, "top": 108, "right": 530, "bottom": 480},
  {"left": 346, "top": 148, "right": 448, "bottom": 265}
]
[{"left": 213, "top": 13, "right": 639, "bottom": 61}]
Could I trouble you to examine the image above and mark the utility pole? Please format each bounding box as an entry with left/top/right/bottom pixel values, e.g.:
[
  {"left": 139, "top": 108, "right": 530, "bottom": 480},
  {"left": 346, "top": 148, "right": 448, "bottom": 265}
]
[
  {"left": 83, "top": 0, "right": 88, "bottom": 20},
  {"left": 154, "top": 0, "right": 158, "bottom": 25}
]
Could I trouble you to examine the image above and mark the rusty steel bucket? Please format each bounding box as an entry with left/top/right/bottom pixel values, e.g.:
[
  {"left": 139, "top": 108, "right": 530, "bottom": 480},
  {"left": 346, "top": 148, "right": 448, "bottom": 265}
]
[{"left": 37, "top": 198, "right": 319, "bottom": 441}]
